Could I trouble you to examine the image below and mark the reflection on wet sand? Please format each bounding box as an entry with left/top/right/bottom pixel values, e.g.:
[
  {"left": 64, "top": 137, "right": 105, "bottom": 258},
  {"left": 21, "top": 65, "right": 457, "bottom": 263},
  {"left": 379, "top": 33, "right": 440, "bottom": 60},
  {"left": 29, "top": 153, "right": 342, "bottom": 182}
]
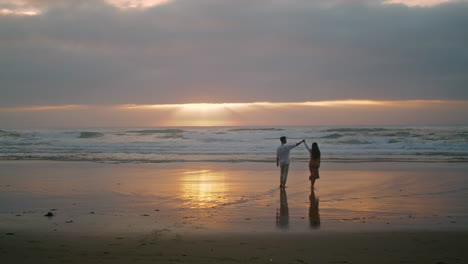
[
  {"left": 180, "top": 170, "right": 228, "bottom": 209},
  {"left": 276, "top": 188, "right": 289, "bottom": 229},
  {"left": 309, "top": 188, "right": 320, "bottom": 229}
]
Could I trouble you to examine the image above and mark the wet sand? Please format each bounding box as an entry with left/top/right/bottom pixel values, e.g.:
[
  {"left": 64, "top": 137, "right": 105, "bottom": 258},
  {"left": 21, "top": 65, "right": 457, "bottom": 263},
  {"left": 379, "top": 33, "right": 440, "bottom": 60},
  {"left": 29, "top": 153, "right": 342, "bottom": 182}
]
[
  {"left": 1, "top": 160, "right": 468, "bottom": 263},
  {"left": 2, "top": 230, "right": 468, "bottom": 264}
]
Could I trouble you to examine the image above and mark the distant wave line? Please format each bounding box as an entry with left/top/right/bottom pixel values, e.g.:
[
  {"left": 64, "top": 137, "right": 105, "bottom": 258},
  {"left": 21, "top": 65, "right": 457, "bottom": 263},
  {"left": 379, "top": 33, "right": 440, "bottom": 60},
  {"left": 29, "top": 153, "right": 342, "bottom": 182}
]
[{"left": 0, "top": 155, "right": 466, "bottom": 164}]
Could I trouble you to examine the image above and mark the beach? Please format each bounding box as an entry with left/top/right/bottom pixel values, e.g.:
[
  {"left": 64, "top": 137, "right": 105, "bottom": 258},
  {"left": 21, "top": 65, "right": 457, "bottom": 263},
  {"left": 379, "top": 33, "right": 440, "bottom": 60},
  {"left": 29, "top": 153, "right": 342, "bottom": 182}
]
[
  {"left": 1, "top": 160, "right": 468, "bottom": 263},
  {"left": 2, "top": 0, "right": 468, "bottom": 262}
]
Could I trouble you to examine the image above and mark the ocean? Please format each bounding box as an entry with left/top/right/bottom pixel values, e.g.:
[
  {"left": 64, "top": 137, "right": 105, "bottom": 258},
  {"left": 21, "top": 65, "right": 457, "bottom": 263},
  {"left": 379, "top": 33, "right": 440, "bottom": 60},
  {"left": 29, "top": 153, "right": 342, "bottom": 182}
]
[{"left": 1, "top": 126, "right": 467, "bottom": 163}]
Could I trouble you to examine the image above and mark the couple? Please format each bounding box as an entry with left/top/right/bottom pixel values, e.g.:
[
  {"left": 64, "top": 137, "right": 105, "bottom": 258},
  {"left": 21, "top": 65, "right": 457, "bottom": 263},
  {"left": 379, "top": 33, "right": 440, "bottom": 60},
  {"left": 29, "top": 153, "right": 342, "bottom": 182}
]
[{"left": 276, "top": 136, "right": 321, "bottom": 188}]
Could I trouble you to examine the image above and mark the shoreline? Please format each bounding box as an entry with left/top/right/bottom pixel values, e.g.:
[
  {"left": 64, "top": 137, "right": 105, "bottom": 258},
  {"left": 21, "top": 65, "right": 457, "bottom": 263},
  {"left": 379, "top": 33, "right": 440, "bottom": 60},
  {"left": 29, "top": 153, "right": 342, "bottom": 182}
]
[{"left": 1, "top": 157, "right": 467, "bottom": 164}]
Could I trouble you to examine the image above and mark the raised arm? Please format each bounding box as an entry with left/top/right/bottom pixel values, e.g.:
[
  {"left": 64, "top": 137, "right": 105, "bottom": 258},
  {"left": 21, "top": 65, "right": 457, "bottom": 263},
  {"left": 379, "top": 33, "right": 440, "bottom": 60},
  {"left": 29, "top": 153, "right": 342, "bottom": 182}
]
[
  {"left": 287, "top": 139, "right": 304, "bottom": 150},
  {"left": 304, "top": 141, "right": 311, "bottom": 152},
  {"left": 296, "top": 139, "right": 305, "bottom": 146}
]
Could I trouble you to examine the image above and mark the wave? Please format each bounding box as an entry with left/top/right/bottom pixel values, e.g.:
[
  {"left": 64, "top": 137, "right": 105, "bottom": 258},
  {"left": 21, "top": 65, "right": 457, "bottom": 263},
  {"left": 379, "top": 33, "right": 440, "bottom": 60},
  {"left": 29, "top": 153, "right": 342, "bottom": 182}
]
[
  {"left": 455, "top": 132, "right": 468, "bottom": 140},
  {"left": 337, "top": 139, "right": 372, "bottom": 145},
  {"left": 198, "top": 138, "right": 238, "bottom": 143},
  {"left": 228, "top": 128, "right": 284, "bottom": 132},
  {"left": 321, "top": 133, "right": 343, "bottom": 139},
  {"left": 417, "top": 151, "right": 468, "bottom": 156},
  {"left": 0, "top": 130, "right": 21, "bottom": 138},
  {"left": 381, "top": 132, "right": 411, "bottom": 137},
  {"left": 0, "top": 142, "right": 49, "bottom": 146},
  {"left": 158, "top": 134, "right": 185, "bottom": 139},
  {"left": 126, "top": 129, "right": 185, "bottom": 134},
  {"left": 78, "top": 132, "right": 104, "bottom": 138},
  {"left": 2, "top": 126, "right": 467, "bottom": 164},
  {"left": 1, "top": 154, "right": 466, "bottom": 163},
  {"left": 324, "top": 128, "right": 390, "bottom": 133}
]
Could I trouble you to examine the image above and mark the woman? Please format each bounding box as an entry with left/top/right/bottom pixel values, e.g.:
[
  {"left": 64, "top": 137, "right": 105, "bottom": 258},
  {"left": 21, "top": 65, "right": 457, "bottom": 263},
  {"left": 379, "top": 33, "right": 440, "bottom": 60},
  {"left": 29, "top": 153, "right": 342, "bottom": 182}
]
[{"left": 305, "top": 141, "right": 321, "bottom": 188}]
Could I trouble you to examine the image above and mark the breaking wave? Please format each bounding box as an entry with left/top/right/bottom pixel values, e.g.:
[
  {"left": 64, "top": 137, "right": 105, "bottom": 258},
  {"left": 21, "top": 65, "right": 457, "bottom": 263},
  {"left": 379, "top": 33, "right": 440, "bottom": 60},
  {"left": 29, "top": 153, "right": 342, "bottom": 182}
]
[
  {"left": 228, "top": 128, "right": 284, "bottom": 132},
  {"left": 1, "top": 126, "right": 467, "bottom": 163},
  {"left": 321, "top": 133, "right": 343, "bottom": 139},
  {"left": 323, "top": 128, "right": 390, "bottom": 133},
  {"left": 0, "top": 130, "right": 21, "bottom": 138},
  {"left": 78, "top": 132, "right": 104, "bottom": 138},
  {"left": 126, "top": 129, "right": 185, "bottom": 134}
]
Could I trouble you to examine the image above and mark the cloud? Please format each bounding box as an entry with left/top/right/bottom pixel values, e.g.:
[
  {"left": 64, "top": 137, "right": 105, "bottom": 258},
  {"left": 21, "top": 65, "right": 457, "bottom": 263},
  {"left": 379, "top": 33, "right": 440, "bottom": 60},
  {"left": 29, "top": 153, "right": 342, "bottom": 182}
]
[
  {"left": 1, "top": 100, "right": 467, "bottom": 127},
  {"left": 1, "top": 0, "right": 468, "bottom": 107},
  {"left": 0, "top": 105, "right": 88, "bottom": 112},
  {"left": 105, "top": 0, "right": 173, "bottom": 9},
  {"left": 383, "top": 0, "right": 468, "bottom": 7},
  {"left": 0, "top": 0, "right": 42, "bottom": 16}
]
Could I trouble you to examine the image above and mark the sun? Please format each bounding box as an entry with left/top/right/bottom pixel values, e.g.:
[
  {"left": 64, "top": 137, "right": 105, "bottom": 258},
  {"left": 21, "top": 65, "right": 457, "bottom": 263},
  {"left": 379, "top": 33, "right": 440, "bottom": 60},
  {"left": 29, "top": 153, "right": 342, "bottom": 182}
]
[
  {"left": 168, "top": 103, "right": 245, "bottom": 126},
  {"left": 178, "top": 103, "right": 244, "bottom": 113},
  {"left": 121, "top": 103, "right": 247, "bottom": 126},
  {"left": 118, "top": 100, "right": 391, "bottom": 126}
]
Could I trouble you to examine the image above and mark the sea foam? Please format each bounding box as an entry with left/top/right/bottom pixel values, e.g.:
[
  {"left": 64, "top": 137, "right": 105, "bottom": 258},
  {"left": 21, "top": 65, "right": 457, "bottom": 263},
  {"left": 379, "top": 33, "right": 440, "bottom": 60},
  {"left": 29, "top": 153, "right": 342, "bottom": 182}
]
[{"left": 1, "top": 126, "right": 467, "bottom": 163}]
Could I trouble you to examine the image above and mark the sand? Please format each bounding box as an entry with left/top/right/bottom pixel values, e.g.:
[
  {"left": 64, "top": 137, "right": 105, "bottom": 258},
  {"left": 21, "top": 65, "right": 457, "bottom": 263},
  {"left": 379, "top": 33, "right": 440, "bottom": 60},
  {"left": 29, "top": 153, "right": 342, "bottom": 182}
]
[
  {"left": 1, "top": 160, "right": 468, "bottom": 263},
  {"left": 2, "top": 230, "right": 468, "bottom": 264}
]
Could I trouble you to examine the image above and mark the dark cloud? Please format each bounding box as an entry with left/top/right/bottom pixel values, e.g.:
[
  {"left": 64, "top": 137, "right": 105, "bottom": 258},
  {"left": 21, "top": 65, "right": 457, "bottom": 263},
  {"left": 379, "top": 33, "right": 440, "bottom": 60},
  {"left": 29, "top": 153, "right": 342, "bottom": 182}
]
[{"left": 1, "top": 0, "right": 468, "bottom": 107}]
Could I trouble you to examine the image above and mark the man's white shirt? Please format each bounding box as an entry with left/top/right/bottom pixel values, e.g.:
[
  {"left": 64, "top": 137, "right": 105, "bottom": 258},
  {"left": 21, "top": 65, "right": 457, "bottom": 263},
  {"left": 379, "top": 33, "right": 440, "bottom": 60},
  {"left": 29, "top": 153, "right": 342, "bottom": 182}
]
[{"left": 276, "top": 143, "right": 297, "bottom": 165}]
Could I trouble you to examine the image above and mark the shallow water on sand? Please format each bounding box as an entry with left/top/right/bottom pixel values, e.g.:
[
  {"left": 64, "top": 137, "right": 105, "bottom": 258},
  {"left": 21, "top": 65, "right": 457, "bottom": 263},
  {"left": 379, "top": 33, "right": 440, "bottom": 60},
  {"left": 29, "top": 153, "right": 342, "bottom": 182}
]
[{"left": 0, "top": 161, "right": 467, "bottom": 235}]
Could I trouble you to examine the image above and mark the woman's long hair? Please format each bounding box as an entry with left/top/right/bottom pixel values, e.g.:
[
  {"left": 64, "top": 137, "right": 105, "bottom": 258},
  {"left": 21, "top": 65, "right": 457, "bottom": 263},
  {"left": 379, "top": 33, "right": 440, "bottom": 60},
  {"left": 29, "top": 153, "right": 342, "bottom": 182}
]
[{"left": 311, "top": 142, "right": 321, "bottom": 160}]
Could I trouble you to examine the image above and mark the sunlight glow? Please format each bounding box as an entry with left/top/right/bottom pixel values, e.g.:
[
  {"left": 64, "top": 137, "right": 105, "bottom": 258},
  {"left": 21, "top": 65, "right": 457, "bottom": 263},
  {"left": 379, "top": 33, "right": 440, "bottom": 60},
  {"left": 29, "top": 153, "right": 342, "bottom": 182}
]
[
  {"left": 123, "top": 102, "right": 247, "bottom": 111},
  {"left": 120, "top": 100, "right": 396, "bottom": 126},
  {"left": 121, "top": 100, "right": 390, "bottom": 111},
  {"left": 118, "top": 100, "right": 464, "bottom": 126},
  {"left": 180, "top": 170, "right": 228, "bottom": 209},
  {"left": 105, "top": 0, "right": 173, "bottom": 10},
  {"left": 2, "top": 100, "right": 466, "bottom": 127}
]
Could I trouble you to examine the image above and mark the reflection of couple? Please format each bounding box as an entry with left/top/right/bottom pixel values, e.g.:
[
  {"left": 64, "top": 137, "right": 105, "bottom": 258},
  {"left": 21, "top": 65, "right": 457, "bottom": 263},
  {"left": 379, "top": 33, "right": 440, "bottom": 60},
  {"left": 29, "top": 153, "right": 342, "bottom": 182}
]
[
  {"left": 276, "top": 136, "right": 321, "bottom": 188},
  {"left": 276, "top": 188, "right": 320, "bottom": 229}
]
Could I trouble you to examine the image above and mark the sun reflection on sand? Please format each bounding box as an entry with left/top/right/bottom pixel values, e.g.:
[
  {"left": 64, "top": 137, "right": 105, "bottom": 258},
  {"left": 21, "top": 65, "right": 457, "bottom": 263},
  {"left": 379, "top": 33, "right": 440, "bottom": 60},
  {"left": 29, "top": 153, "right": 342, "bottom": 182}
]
[{"left": 180, "top": 169, "right": 229, "bottom": 209}]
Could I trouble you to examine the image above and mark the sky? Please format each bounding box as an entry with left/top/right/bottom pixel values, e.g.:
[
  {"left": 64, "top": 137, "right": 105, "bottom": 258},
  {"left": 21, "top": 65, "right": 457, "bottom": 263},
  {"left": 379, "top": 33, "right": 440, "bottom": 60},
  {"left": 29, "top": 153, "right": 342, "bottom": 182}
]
[{"left": 1, "top": 0, "right": 467, "bottom": 127}]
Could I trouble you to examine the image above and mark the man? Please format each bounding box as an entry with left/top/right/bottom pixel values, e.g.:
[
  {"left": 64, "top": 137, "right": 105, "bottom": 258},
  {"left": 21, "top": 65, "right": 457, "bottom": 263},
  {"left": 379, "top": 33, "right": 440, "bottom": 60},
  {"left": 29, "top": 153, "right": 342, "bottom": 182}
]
[{"left": 276, "top": 136, "right": 304, "bottom": 188}]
